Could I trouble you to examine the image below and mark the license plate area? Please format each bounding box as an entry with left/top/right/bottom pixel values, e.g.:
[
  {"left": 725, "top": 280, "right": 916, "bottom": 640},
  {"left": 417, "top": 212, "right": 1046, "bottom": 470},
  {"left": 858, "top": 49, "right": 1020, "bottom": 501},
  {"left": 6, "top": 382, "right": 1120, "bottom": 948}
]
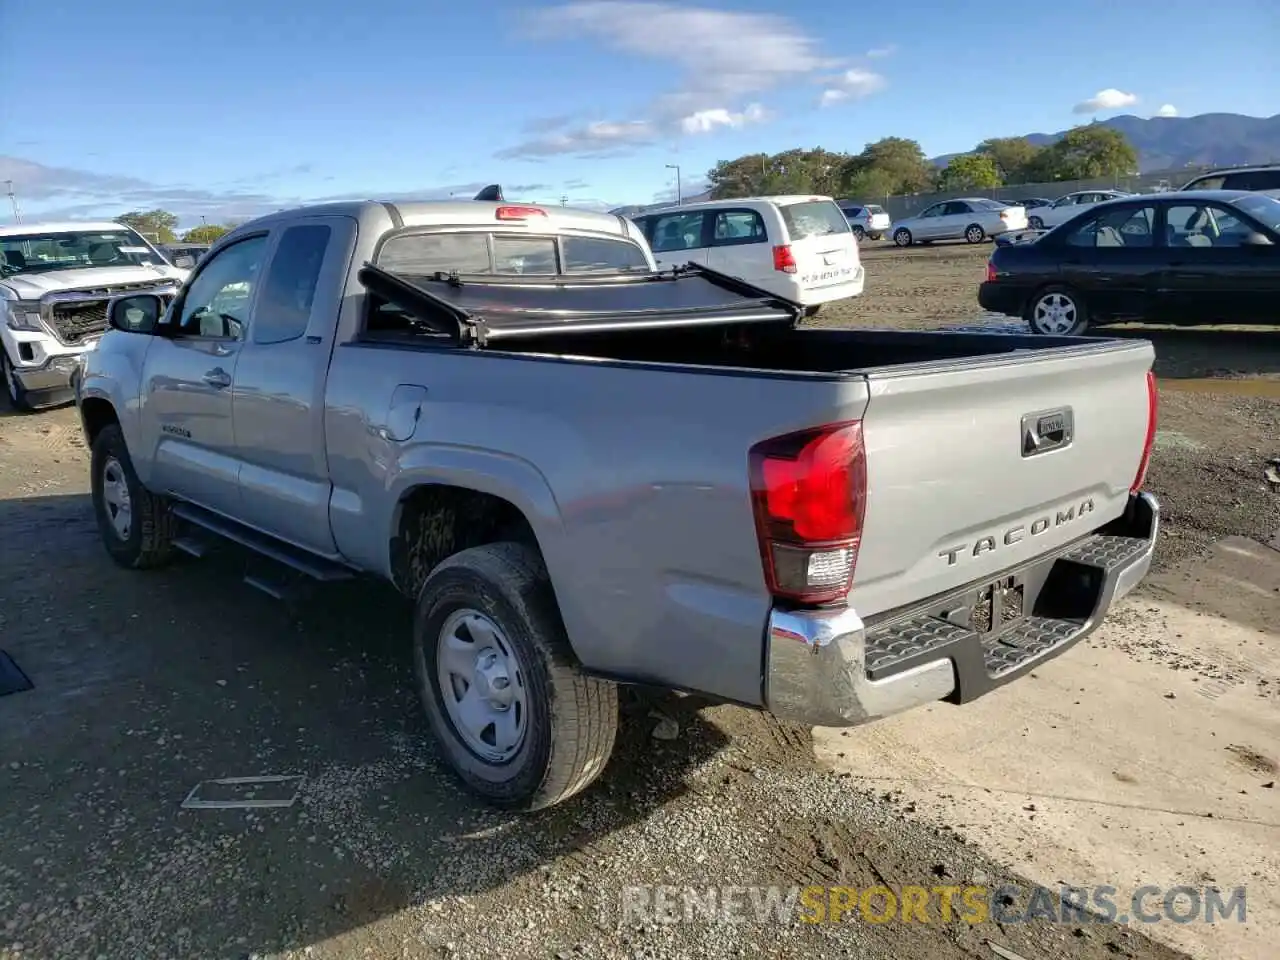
[{"left": 971, "top": 574, "right": 1026, "bottom": 637}]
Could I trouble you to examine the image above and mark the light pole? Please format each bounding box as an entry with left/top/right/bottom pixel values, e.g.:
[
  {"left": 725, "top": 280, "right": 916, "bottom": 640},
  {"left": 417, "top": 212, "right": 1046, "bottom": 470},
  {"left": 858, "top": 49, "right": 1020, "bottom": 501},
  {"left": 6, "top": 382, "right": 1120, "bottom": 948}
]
[
  {"left": 666, "top": 164, "right": 682, "bottom": 205},
  {"left": 4, "top": 180, "right": 21, "bottom": 224}
]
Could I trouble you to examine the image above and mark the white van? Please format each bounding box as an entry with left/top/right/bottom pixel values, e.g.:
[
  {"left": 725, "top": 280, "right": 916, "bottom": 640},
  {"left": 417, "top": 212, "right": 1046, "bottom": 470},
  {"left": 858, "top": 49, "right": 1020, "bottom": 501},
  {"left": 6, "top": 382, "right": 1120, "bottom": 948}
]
[{"left": 631, "top": 196, "right": 865, "bottom": 313}]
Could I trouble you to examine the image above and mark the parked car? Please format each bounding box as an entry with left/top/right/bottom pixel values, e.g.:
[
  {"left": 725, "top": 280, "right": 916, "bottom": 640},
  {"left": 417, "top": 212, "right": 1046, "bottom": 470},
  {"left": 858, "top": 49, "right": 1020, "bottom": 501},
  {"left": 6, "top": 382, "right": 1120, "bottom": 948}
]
[
  {"left": 1025, "top": 190, "right": 1132, "bottom": 231},
  {"left": 838, "top": 202, "right": 891, "bottom": 241},
  {"left": 77, "top": 195, "right": 1159, "bottom": 811},
  {"left": 890, "top": 198, "right": 1028, "bottom": 247},
  {"left": 160, "top": 243, "right": 211, "bottom": 266},
  {"left": 1178, "top": 164, "right": 1280, "bottom": 198},
  {"left": 978, "top": 190, "right": 1280, "bottom": 335},
  {"left": 1, "top": 221, "right": 189, "bottom": 410},
  {"left": 1006, "top": 197, "right": 1053, "bottom": 210},
  {"left": 631, "top": 196, "right": 864, "bottom": 315}
]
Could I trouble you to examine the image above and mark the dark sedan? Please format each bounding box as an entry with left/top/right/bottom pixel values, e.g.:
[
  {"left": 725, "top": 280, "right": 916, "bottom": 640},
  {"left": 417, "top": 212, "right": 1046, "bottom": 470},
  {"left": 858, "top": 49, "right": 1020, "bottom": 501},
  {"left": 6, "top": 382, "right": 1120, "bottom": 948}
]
[{"left": 978, "top": 190, "right": 1280, "bottom": 335}]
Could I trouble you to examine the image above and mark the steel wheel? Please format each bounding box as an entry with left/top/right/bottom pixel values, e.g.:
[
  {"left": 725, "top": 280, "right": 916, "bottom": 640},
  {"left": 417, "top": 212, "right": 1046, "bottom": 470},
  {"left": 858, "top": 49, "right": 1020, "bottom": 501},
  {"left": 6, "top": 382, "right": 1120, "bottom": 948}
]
[
  {"left": 893, "top": 228, "right": 912, "bottom": 247},
  {"left": 100, "top": 456, "right": 134, "bottom": 540},
  {"left": 965, "top": 224, "right": 985, "bottom": 243},
  {"left": 436, "top": 608, "right": 528, "bottom": 762},
  {"left": 1030, "top": 290, "right": 1084, "bottom": 335}
]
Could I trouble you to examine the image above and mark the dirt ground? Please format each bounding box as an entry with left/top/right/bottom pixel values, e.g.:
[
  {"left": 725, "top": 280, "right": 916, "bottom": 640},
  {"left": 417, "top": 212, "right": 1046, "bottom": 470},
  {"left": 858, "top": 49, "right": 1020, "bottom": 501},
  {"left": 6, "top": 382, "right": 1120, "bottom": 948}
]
[{"left": 1, "top": 240, "right": 1277, "bottom": 960}]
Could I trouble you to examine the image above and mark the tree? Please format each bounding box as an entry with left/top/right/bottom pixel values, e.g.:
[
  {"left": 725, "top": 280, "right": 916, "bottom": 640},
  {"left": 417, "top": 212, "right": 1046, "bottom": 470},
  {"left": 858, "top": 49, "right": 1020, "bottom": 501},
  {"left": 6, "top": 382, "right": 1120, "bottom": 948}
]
[
  {"left": 706, "top": 149, "right": 850, "bottom": 199},
  {"left": 1030, "top": 125, "right": 1139, "bottom": 182},
  {"left": 117, "top": 209, "right": 179, "bottom": 243},
  {"left": 975, "top": 137, "right": 1043, "bottom": 184},
  {"left": 936, "top": 154, "right": 1002, "bottom": 192},
  {"left": 838, "top": 137, "right": 934, "bottom": 196},
  {"left": 181, "top": 223, "right": 230, "bottom": 244}
]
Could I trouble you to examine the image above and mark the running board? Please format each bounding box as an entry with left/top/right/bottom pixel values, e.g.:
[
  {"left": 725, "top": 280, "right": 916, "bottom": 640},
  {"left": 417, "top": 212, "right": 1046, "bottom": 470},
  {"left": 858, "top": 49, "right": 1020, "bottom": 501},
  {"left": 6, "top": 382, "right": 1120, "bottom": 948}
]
[{"left": 169, "top": 502, "right": 356, "bottom": 583}]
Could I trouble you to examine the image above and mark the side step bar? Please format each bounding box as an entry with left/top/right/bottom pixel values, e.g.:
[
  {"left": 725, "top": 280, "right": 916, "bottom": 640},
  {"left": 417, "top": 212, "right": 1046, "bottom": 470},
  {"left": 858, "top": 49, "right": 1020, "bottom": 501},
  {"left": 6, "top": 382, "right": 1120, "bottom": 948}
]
[{"left": 170, "top": 503, "right": 357, "bottom": 598}]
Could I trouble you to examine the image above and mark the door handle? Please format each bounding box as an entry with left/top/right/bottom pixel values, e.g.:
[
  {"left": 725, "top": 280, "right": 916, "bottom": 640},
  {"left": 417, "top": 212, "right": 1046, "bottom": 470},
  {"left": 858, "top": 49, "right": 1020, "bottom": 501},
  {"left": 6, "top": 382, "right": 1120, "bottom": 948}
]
[{"left": 202, "top": 368, "right": 232, "bottom": 389}]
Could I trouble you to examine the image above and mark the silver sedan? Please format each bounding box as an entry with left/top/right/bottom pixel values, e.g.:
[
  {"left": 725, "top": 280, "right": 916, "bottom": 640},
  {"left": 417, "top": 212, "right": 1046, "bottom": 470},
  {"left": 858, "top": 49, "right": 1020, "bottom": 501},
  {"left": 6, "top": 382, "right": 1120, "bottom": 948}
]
[{"left": 891, "top": 198, "right": 1028, "bottom": 246}]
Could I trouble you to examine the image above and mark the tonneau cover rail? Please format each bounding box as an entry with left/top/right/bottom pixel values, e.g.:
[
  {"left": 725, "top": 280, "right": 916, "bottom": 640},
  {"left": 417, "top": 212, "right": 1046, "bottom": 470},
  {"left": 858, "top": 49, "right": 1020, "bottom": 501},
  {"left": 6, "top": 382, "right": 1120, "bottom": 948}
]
[{"left": 358, "top": 261, "right": 801, "bottom": 345}]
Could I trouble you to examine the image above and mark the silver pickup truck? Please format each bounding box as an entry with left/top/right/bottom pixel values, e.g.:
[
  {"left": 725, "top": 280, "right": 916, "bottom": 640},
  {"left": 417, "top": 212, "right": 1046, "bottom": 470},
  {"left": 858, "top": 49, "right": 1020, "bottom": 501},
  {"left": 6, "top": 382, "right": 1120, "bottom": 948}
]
[{"left": 76, "top": 194, "right": 1160, "bottom": 810}]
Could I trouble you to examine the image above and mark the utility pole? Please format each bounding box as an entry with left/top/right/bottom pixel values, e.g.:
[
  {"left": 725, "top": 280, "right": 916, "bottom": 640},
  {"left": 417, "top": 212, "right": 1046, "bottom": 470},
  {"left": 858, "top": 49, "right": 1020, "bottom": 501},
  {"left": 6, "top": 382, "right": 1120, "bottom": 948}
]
[
  {"left": 560, "top": 195, "right": 568, "bottom": 207},
  {"left": 4, "top": 180, "right": 21, "bottom": 224},
  {"left": 665, "top": 163, "right": 682, "bottom": 205}
]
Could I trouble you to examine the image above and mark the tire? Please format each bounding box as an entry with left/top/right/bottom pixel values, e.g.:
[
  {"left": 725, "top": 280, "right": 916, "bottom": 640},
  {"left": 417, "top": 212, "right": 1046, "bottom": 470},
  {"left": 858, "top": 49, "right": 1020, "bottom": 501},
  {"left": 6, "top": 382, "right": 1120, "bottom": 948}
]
[
  {"left": 1028, "top": 215, "right": 1044, "bottom": 231},
  {"left": 893, "top": 228, "right": 913, "bottom": 247},
  {"left": 964, "top": 223, "right": 986, "bottom": 244},
  {"left": 851, "top": 225, "right": 865, "bottom": 241},
  {"left": 90, "top": 423, "right": 177, "bottom": 569},
  {"left": 1, "top": 348, "right": 33, "bottom": 412},
  {"left": 413, "top": 542, "right": 619, "bottom": 811},
  {"left": 1024, "top": 285, "right": 1089, "bottom": 336},
  {"left": 869, "top": 233, "right": 882, "bottom": 241},
  {"left": 802, "top": 304, "right": 824, "bottom": 319}
]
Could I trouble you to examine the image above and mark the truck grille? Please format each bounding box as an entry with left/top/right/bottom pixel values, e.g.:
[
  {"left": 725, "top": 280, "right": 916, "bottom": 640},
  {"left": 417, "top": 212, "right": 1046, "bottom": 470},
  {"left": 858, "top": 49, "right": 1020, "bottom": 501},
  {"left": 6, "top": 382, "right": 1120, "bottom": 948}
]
[{"left": 51, "top": 301, "right": 109, "bottom": 344}]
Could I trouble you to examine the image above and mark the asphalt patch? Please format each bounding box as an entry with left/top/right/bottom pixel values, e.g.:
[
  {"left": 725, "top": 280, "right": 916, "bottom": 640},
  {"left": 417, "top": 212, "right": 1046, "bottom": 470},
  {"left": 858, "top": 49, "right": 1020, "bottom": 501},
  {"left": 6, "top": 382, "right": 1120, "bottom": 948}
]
[{"left": 0, "top": 648, "right": 33, "bottom": 696}]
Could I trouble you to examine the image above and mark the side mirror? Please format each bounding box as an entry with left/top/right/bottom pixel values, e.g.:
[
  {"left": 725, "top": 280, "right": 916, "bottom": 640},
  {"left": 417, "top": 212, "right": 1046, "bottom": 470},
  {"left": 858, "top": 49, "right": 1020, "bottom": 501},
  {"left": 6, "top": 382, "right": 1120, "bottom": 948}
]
[
  {"left": 174, "top": 254, "right": 196, "bottom": 268},
  {"left": 108, "top": 293, "right": 165, "bottom": 334},
  {"left": 1240, "top": 232, "right": 1274, "bottom": 248}
]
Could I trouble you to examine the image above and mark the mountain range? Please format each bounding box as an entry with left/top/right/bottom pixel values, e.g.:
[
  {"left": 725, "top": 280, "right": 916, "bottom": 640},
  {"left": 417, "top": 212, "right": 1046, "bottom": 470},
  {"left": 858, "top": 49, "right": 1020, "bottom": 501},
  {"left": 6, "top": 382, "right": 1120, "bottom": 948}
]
[{"left": 932, "top": 113, "right": 1280, "bottom": 172}]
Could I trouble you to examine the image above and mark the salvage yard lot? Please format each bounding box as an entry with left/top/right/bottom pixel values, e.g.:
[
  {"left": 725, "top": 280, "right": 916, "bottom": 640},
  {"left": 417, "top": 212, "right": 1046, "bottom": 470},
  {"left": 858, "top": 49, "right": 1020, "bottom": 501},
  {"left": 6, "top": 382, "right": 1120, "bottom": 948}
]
[{"left": 1, "top": 242, "right": 1277, "bottom": 960}]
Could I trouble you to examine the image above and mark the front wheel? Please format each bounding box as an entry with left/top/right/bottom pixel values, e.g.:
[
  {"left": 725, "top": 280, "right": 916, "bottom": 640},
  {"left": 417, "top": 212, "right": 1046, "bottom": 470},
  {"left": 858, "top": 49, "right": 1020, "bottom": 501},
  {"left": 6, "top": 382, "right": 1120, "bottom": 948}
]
[
  {"left": 964, "top": 224, "right": 986, "bottom": 244},
  {"left": 90, "top": 424, "right": 178, "bottom": 568},
  {"left": 1, "top": 349, "right": 32, "bottom": 412},
  {"left": 1025, "top": 285, "right": 1089, "bottom": 336},
  {"left": 1028, "top": 215, "right": 1044, "bottom": 231},
  {"left": 893, "top": 228, "right": 913, "bottom": 247},
  {"left": 413, "top": 542, "right": 619, "bottom": 810}
]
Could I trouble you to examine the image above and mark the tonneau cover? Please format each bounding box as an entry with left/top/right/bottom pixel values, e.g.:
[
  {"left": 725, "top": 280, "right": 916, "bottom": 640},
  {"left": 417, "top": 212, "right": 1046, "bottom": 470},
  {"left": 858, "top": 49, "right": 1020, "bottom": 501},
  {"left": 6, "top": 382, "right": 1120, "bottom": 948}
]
[{"left": 358, "top": 262, "right": 799, "bottom": 344}]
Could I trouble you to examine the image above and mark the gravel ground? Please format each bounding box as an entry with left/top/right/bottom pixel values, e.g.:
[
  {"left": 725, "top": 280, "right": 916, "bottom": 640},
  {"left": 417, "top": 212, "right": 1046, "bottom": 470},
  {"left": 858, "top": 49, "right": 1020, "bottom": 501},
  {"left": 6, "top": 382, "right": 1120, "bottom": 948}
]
[{"left": 2, "top": 240, "right": 1275, "bottom": 960}]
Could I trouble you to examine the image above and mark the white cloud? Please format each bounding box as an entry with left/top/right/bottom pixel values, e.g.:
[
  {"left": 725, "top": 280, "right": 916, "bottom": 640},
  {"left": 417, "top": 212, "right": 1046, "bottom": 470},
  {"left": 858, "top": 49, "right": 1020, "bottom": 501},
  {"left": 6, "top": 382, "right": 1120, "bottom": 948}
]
[
  {"left": 819, "top": 68, "right": 887, "bottom": 107},
  {"left": 498, "top": 2, "right": 879, "bottom": 158},
  {"left": 679, "top": 103, "right": 768, "bottom": 134},
  {"left": 1156, "top": 103, "right": 1178, "bottom": 118},
  {"left": 1072, "top": 88, "right": 1139, "bottom": 114},
  {"left": 865, "top": 44, "right": 897, "bottom": 58}
]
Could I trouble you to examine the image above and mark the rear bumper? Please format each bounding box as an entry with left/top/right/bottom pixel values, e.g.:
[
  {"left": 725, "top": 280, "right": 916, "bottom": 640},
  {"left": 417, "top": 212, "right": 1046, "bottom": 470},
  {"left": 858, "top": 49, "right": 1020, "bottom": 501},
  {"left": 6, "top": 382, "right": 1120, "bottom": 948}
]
[
  {"left": 795, "top": 265, "right": 866, "bottom": 305},
  {"left": 764, "top": 492, "right": 1159, "bottom": 727},
  {"left": 978, "top": 281, "right": 1025, "bottom": 317}
]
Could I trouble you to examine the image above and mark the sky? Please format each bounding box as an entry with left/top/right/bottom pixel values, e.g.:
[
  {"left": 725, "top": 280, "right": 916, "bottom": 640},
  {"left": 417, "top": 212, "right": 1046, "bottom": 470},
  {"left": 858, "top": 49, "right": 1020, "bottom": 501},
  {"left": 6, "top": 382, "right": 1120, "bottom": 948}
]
[{"left": 1, "top": 0, "right": 1277, "bottom": 228}]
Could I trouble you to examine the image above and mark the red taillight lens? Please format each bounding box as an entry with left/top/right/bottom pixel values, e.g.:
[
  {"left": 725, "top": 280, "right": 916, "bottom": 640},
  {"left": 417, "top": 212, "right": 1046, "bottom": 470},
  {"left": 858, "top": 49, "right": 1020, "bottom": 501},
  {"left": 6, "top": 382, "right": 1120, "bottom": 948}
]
[
  {"left": 772, "top": 244, "right": 797, "bottom": 274},
  {"left": 495, "top": 205, "right": 547, "bottom": 220},
  {"left": 749, "top": 422, "right": 867, "bottom": 604},
  {"left": 1131, "top": 370, "right": 1158, "bottom": 492},
  {"left": 985, "top": 260, "right": 997, "bottom": 282}
]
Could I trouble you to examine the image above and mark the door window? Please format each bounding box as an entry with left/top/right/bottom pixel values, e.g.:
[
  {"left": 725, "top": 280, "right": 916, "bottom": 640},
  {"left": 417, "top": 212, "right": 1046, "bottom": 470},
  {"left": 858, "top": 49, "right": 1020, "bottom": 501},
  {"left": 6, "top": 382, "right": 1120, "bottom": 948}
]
[
  {"left": 1065, "top": 206, "right": 1155, "bottom": 247},
  {"left": 1165, "top": 204, "right": 1256, "bottom": 248},
  {"left": 918, "top": 204, "right": 944, "bottom": 218},
  {"left": 255, "top": 225, "right": 331, "bottom": 344},
  {"left": 174, "top": 234, "right": 269, "bottom": 339},
  {"left": 1052, "top": 196, "right": 1078, "bottom": 208},
  {"left": 710, "top": 209, "right": 767, "bottom": 246},
  {"left": 942, "top": 201, "right": 971, "bottom": 216},
  {"left": 649, "top": 213, "right": 706, "bottom": 253}
]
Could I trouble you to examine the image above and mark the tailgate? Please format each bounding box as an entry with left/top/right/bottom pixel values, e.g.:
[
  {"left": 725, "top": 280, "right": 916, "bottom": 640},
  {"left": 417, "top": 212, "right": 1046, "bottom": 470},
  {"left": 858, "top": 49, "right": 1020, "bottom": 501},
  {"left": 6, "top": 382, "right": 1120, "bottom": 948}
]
[{"left": 849, "top": 340, "right": 1155, "bottom": 618}]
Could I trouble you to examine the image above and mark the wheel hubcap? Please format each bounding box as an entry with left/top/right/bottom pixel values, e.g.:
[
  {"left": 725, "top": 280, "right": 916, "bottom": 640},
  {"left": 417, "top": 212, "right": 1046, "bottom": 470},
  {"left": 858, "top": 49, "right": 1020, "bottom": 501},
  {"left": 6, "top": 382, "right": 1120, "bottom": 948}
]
[
  {"left": 436, "top": 609, "right": 527, "bottom": 762},
  {"left": 1033, "top": 293, "right": 1078, "bottom": 334},
  {"left": 101, "top": 457, "right": 133, "bottom": 540},
  {"left": 968, "top": 228, "right": 981, "bottom": 241},
  {"left": 896, "top": 231, "right": 909, "bottom": 246}
]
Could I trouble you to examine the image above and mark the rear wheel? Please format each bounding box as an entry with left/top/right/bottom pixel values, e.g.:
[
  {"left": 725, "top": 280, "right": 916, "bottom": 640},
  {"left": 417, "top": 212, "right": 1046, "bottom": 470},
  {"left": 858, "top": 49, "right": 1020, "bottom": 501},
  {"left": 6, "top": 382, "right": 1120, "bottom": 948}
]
[
  {"left": 801, "top": 304, "right": 824, "bottom": 319},
  {"left": 1, "top": 349, "right": 32, "bottom": 412},
  {"left": 1028, "top": 215, "right": 1044, "bottom": 231},
  {"left": 1025, "top": 285, "right": 1089, "bottom": 336},
  {"left": 413, "top": 542, "right": 619, "bottom": 810},
  {"left": 893, "top": 228, "right": 913, "bottom": 247},
  {"left": 964, "top": 224, "right": 986, "bottom": 244}
]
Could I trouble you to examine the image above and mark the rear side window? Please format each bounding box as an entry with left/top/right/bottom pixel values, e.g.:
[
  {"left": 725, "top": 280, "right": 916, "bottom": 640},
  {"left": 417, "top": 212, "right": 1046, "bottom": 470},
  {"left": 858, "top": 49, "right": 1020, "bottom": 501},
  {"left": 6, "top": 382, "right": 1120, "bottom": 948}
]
[
  {"left": 841, "top": 206, "right": 863, "bottom": 218},
  {"left": 379, "top": 233, "right": 491, "bottom": 274},
  {"left": 562, "top": 236, "right": 649, "bottom": 273},
  {"left": 255, "top": 224, "right": 331, "bottom": 344},
  {"left": 779, "top": 200, "right": 850, "bottom": 240},
  {"left": 1222, "top": 170, "right": 1280, "bottom": 192},
  {"left": 710, "top": 209, "right": 767, "bottom": 246},
  {"left": 649, "top": 212, "right": 706, "bottom": 253}
]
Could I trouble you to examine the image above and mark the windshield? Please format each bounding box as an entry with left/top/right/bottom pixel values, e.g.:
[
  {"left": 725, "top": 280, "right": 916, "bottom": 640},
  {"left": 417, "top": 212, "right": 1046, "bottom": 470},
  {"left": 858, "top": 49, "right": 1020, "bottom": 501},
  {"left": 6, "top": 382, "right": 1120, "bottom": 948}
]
[
  {"left": 780, "top": 200, "right": 851, "bottom": 240},
  {"left": 0, "top": 229, "right": 169, "bottom": 278},
  {"left": 1234, "top": 194, "right": 1280, "bottom": 231}
]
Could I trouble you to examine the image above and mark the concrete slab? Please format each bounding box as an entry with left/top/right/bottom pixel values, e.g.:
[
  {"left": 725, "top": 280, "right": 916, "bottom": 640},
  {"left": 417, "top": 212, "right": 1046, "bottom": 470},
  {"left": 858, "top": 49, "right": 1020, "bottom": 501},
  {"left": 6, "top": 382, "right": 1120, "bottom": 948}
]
[{"left": 816, "top": 537, "right": 1280, "bottom": 960}]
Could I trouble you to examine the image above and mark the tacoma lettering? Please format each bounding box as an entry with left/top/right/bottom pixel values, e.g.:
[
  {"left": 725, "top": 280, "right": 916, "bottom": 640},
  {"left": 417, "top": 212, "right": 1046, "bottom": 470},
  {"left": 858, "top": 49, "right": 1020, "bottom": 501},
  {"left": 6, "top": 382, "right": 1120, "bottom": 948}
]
[{"left": 938, "top": 498, "right": 1096, "bottom": 566}]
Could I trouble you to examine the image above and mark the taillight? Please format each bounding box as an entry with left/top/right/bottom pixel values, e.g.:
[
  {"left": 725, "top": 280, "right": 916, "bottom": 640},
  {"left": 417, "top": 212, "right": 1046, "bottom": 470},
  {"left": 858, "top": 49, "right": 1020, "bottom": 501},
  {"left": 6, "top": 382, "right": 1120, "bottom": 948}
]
[
  {"left": 749, "top": 422, "right": 867, "bottom": 604},
  {"left": 772, "top": 244, "right": 797, "bottom": 274},
  {"left": 985, "top": 260, "right": 997, "bottom": 282},
  {"left": 1131, "top": 370, "right": 1158, "bottom": 492},
  {"left": 495, "top": 205, "right": 546, "bottom": 220}
]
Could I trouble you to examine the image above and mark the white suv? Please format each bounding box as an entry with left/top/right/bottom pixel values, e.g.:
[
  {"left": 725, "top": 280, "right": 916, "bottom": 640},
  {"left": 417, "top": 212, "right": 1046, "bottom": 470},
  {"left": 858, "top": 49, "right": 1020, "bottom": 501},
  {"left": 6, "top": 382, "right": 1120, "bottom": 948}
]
[
  {"left": 839, "top": 202, "right": 891, "bottom": 241},
  {"left": 631, "top": 196, "right": 865, "bottom": 314}
]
